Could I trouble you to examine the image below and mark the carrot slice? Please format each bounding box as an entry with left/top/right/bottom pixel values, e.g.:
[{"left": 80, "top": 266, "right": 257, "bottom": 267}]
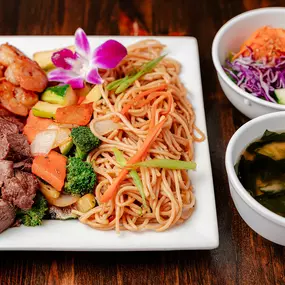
[
  {"left": 23, "top": 110, "right": 53, "bottom": 143},
  {"left": 55, "top": 103, "right": 93, "bottom": 125},
  {"left": 100, "top": 117, "right": 167, "bottom": 203},
  {"left": 32, "top": 150, "right": 67, "bottom": 191},
  {"left": 140, "top": 92, "right": 173, "bottom": 160},
  {"left": 136, "top": 91, "right": 167, "bottom": 108},
  {"left": 113, "top": 84, "right": 167, "bottom": 123}
]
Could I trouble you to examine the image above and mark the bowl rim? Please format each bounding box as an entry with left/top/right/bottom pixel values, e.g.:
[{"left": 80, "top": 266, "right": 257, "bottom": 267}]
[
  {"left": 225, "top": 111, "right": 285, "bottom": 227},
  {"left": 212, "top": 7, "right": 285, "bottom": 111}
]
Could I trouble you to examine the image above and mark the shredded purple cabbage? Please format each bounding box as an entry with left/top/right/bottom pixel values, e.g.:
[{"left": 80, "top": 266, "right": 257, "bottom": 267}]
[{"left": 223, "top": 49, "right": 285, "bottom": 103}]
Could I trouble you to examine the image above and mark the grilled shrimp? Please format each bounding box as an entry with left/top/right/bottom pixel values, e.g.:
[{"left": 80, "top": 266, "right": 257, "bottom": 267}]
[
  {"left": 0, "top": 44, "right": 48, "bottom": 92},
  {"left": 0, "top": 80, "right": 38, "bottom": 116},
  {"left": 0, "top": 44, "right": 25, "bottom": 66},
  {"left": 5, "top": 56, "right": 48, "bottom": 92}
]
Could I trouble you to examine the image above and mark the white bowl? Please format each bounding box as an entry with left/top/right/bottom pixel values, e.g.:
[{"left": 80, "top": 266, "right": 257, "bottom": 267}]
[
  {"left": 212, "top": 7, "right": 285, "bottom": 119},
  {"left": 225, "top": 111, "right": 285, "bottom": 245}
]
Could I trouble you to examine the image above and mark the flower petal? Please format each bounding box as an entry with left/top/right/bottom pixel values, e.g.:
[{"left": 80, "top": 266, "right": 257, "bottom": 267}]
[
  {"left": 86, "top": 68, "right": 103, "bottom": 85},
  {"left": 92, "top": 40, "right": 127, "bottom": 69},
  {"left": 48, "top": 69, "right": 75, "bottom": 81},
  {"left": 75, "top": 28, "right": 90, "bottom": 58},
  {"left": 66, "top": 77, "right": 85, "bottom": 89},
  {"left": 48, "top": 69, "right": 84, "bottom": 89},
  {"left": 51, "top": 48, "right": 78, "bottom": 70}
]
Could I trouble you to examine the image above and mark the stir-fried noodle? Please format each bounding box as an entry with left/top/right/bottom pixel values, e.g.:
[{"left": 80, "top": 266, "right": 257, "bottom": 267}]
[{"left": 76, "top": 40, "right": 205, "bottom": 233}]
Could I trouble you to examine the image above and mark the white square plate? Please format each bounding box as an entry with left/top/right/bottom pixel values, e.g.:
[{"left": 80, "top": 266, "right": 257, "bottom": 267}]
[{"left": 0, "top": 36, "right": 218, "bottom": 250}]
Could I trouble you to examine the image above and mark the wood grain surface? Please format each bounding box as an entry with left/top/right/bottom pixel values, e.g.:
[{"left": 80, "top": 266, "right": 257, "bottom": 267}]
[{"left": 0, "top": 0, "right": 285, "bottom": 284}]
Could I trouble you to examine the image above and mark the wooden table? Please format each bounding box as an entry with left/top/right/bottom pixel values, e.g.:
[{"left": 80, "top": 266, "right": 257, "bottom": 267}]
[{"left": 0, "top": 0, "right": 284, "bottom": 284}]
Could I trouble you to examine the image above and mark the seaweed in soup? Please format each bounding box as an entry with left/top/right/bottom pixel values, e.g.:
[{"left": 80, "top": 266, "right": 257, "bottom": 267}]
[{"left": 237, "top": 130, "right": 285, "bottom": 217}]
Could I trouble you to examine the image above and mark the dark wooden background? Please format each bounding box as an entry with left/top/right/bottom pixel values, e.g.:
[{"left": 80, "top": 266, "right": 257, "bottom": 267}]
[{"left": 0, "top": 0, "right": 284, "bottom": 284}]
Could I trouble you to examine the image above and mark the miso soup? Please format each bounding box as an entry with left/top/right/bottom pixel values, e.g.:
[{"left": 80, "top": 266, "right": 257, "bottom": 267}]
[{"left": 237, "top": 130, "right": 285, "bottom": 217}]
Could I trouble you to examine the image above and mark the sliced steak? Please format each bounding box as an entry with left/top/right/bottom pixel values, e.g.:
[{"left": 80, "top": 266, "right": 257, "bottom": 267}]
[
  {"left": 15, "top": 170, "right": 39, "bottom": 194},
  {"left": 1, "top": 116, "right": 24, "bottom": 132},
  {"left": 8, "top": 134, "right": 31, "bottom": 158},
  {"left": 0, "top": 136, "right": 9, "bottom": 161},
  {"left": 0, "top": 117, "right": 19, "bottom": 136},
  {"left": 0, "top": 134, "right": 31, "bottom": 161},
  {"left": 2, "top": 171, "right": 38, "bottom": 210},
  {"left": 0, "top": 160, "right": 13, "bottom": 187},
  {"left": 13, "top": 158, "right": 33, "bottom": 172},
  {"left": 0, "top": 199, "right": 15, "bottom": 233}
]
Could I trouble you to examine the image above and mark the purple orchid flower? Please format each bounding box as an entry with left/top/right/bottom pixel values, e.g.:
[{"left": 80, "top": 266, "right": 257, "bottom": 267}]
[{"left": 48, "top": 28, "right": 127, "bottom": 89}]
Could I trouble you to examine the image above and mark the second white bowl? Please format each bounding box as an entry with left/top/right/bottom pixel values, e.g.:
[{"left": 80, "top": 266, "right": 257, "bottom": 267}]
[
  {"left": 225, "top": 111, "right": 285, "bottom": 245},
  {"left": 212, "top": 7, "right": 285, "bottom": 118}
]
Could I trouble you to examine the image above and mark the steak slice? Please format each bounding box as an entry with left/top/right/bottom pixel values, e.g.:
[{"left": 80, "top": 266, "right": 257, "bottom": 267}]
[
  {"left": 2, "top": 171, "right": 38, "bottom": 210},
  {"left": 0, "top": 117, "right": 19, "bottom": 136},
  {"left": 8, "top": 134, "right": 31, "bottom": 158},
  {"left": 0, "top": 136, "right": 9, "bottom": 161},
  {"left": 0, "top": 134, "right": 31, "bottom": 161},
  {"left": 1, "top": 116, "right": 24, "bottom": 132},
  {"left": 15, "top": 170, "right": 39, "bottom": 195},
  {"left": 0, "top": 160, "right": 13, "bottom": 187},
  {"left": 13, "top": 158, "right": 33, "bottom": 172},
  {"left": 0, "top": 199, "right": 15, "bottom": 233}
]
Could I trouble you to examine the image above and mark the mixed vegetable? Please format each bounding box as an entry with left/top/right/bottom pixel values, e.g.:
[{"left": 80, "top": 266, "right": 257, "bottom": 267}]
[
  {"left": 224, "top": 26, "right": 285, "bottom": 104},
  {"left": 25, "top": 80, "right": 102, "bottom": 223}
]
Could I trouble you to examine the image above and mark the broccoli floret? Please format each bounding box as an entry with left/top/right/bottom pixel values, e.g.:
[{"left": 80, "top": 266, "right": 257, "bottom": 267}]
[
  {"left": 71, "top": 126, "right": 101, "bottom": 160},
  {"left": 65, "top": 157, "right": 96, "bottom": 196},
  {"left": 17, "top": 194, "right": 48, "bottom": 227}
]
